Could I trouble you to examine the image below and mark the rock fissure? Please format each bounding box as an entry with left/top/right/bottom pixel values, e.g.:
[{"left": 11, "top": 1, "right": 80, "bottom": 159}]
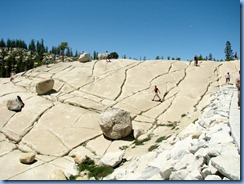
[{"left": 114, "top": 63, "right": 142, "bottom": 101}]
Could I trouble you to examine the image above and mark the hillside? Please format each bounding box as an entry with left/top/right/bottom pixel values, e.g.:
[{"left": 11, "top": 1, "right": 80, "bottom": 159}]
[{"left": 0, "top": 59, "right": 240, "bottom": 180}]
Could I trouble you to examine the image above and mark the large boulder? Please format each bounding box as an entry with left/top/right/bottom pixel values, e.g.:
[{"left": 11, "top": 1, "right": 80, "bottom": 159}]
[
  {"left": 99, "top": 108, "right": 132, "bottom": 139},
  {"left": 78, "top": 53, "right": 91, "bottom": 62},
  {"left": 36, "top": 79, "right": 54, "bottom": 95},
  {"left": 98, "top": 53, "right": 108, "bottom": 60},
  {"left": 7, "top": 96, "right": 25, "bottom": 112}
]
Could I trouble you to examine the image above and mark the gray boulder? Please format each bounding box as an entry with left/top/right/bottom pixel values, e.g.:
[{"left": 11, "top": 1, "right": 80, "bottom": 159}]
[
  {"left": 99, "top": 108, "right": 132, "bottom": 139},
  {"left": 7, "top": 96, "right": 25, "bottom": 112},
  {"left": 98, "top": 53, "right": 109, "bottom": 60},
  {"left": 36, "top": 79, "right": 54, "bottom": 95},
  {"left": 78, "top": 53, "right": 91, "bottom": 62}
]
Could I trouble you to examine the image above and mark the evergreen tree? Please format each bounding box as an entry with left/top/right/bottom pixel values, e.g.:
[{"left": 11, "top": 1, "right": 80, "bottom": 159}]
[
  {"left": 208, "top": 53, "right": 213, "bottom": 60},
  {"left": 0, "top": 39, "right": 6, "bottom": 47},
  {"left": 155, "top": 56, "right": 160, "bottom": 60},
  {"left": 59, "top": 42, "right": 68, "bottom": 62},
  {"left": 66, "top": 47, "right": 71, "bottom": 57},
  {"left": 110, "top": 52, "right": 119, "bottom": 59},
  {"left": 225, "top": 41, "right": 233, "bottom": 61},
  {"left": 75, "top": 50, "right": 79, "bottom": 57},
  {"left": 36, "top": 39, "right": 46, "bottom": 61},
  {"left": 198, "top": 55, "right": 203, "bottom": 60},
  {"left": 6, "top": 39, "right": 13, "bottom": 49},
  {"left": 93, "top": 51, "right": 98, "bottom": 60},
  {"left": 28, "top": 39, "right": 36, "bottom": 52}
]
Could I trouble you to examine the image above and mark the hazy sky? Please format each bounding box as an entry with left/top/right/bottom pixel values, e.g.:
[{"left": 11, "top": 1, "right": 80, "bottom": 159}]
[{"left": 0, "top": 0, "right": 241, "bottom": 60}]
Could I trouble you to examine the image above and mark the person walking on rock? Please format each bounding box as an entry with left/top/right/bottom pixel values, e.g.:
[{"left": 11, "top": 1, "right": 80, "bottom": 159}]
[
  {"left": 152, "top": 85, "right": 161, "bottom": 101},
  {"left": 225, "top": 72, "right": 231, "bottom": 85},
  {"left": 236, "top": 71, "right": 240, "bottom": 107}
]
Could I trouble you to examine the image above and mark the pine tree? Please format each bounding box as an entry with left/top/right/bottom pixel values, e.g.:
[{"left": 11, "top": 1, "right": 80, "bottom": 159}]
[
  {"left": 66, "top": 47, "right": 71, "bottom": 57},
  {"left": 28, "top": 39, "right": 36, "bottom": 52},
  {"left": 59, "top": 42, "right": 68, "bottom": 62},
  {"left": 208, "top": 53, "right": 213, "bottom": 60},
  {"left": 0, "top": 39, "right": 6, "bottom": 47},
  {"left": 225, "top": 41, "right": 233, "bottom": 61}
]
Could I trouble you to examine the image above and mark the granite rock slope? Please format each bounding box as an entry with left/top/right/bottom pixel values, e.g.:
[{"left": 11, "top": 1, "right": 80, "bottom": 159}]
[{"left": 0, "top": 59, "right": 240, "bottom": 180}]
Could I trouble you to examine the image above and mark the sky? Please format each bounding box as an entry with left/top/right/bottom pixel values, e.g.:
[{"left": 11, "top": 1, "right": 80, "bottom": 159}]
[{"left": 0, "top": 0, "right": 241, "bottom": 61}]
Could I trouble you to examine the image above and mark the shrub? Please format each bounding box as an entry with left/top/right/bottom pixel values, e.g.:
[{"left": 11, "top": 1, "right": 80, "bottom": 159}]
[
  {"left": 119, "top": 145, "right": 129, "bottom": 150},
  {"left": 155, "top": 135, "right": 170, "bottom": 143},
  {"left": 70, "top": 156, "right": 114, "bottom": 180},
  {"left": 133, "top": 137, "right": 151, "bottom": 146},
  {"left": 148, "top": 144, "right": 159, "bottom": 152},
  {"left": 181, "top": 113, "right": 187, "bottom": 118}
]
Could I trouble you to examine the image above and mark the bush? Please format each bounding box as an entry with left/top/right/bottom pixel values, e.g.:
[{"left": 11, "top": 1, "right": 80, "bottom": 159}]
[
  {"left": 156, "top": 136, "right": 170, "bottom": 143},
  {"left": 110, "top": 52, "right": 119, "bottom": 59},
  {"left": 148, "top": 144, "right": 158, "bottom": 151},
  {"left": 70, "top": 156, "right": 114, "bottom": 180},
  {"left": 133, "top": 137, "right": 151, "bottom": 146}
]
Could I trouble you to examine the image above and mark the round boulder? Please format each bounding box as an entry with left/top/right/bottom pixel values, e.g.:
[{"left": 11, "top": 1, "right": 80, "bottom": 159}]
[
  {"left": 99, "top": 108, "right": 132, "bottom": 139},
  {"left": 19, "top": 152, "right": 36, "bottom": 164}
]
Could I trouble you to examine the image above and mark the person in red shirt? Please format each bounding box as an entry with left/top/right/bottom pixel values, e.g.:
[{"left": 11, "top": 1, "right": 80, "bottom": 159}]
[{"left": 152, "top": 85, "right": 161, "bottom": 101}]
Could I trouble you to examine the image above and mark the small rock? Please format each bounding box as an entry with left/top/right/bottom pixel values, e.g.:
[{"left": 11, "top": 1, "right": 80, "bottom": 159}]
[
  {"left": 205, "top": 175, "right": 222, "bottom": 180},
  {"left": 133, "top": 128, "right": 145, "bottom": 140},
  {"left": 19, "top": 152, "right": 36, "bottom": 164},
  {"left": 137, "top": 133, "right": 149, "bottom": 142},
  {"left": 74, "top": 155, "right": 87, "bottom": 165},
  {"left": 76, "top": 175, "right": 89, "bottom": 180},
  {"left": 49, "top": 169, "right": 67, "bottom": 180},
  {"left": 100, "top": 151, "right": 124, "bottom": 167}
]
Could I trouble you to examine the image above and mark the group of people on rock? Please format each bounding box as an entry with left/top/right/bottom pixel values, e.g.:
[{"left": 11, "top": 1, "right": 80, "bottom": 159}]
[{"left": 152, "top": 64, "right": 240, "bottom": 108}]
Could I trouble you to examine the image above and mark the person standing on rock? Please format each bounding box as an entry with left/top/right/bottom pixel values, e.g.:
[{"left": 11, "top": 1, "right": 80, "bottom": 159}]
[
  {"left": 152, "top": 85, "right": 161, "bottom": 101},
  {"left": 236, "top": 71, "right": 240, "bottom": 107},
  {"left": 106, "top": 51, "right": 111, "bottom": 62},
  {"left": 225, "top": 72, "right": 231, "bottom": 85},
  {"left": 46, "top": 58, "right": 50, "bottom": 67},
  {"left": 194, "top": 55, "right": 198, "bottom": 66}
]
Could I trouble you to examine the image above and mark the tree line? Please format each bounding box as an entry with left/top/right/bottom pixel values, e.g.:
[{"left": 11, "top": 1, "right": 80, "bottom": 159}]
[
  {"left": 0, "top": 39, "right": 76, "bottom": 77},
  {"left": 0, "top": 38, "right": 238, "bottom": 78}
]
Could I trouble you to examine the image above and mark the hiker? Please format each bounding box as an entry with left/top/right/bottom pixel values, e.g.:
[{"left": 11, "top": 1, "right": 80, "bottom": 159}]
[
  {"left": 234, "top": 52, "right": 238, "bottom": 59},
  {"left": 236, "top": 71, "right": 240, "bottom": 107},
  {"left": 194, "top": 56, "right": 198, "bottom": 66},
  {"left": 106, "top": 51, "right": 111, "bottom": 62},
  {"left": 46, "top": 58, "right": 50, "bottom": 67},
  {"left": 225, "top": 72, "right": 231, "bottom": 84},
  {"left": 152, "top": 85, "right": 161, "bottom": 101}
]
